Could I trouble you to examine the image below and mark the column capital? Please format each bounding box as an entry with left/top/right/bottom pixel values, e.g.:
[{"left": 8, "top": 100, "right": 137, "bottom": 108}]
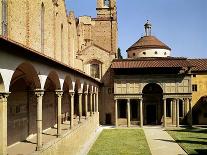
[
  {"left": 69, "top": 91, "right": 75, "bottom": 97},
  {"left": 84, "top": 91, "right": 88, "bottom": 95},
  {"left": 0, "top": 92, "right": 10, "bottom": 100},
  {"left": 55, "top": 90, "right": 63, "bottom": 96},
  {"left": 34, "top": 89, "right": 44, "bottom": 97}
]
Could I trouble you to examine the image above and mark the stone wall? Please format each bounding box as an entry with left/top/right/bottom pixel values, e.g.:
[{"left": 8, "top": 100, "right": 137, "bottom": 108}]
[
  {"left": 192, "top": 73, "right": 207, "bottom": 106},
  {"left": 5, "top": 0, "right": 76, "bottom": 67},
  {"left": 33, "top": 113, "right": 99, "bottom": 155}
]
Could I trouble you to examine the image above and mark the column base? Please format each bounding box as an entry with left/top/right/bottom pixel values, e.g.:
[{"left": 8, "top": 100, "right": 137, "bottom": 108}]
[{"left": 36, "top": 146, "right": 42, "bottom": 151}]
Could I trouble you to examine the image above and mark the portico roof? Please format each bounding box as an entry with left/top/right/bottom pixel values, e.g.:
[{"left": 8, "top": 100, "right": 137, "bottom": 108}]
[{"left": 111, "top": 57, "right": 192, "bottom": 69}]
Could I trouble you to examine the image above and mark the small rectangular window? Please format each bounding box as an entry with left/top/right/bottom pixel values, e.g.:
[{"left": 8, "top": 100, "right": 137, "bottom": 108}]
[
  {"left": 104, "top": 0, "right": 110, "bottom": 7},
  {"left": 192, "top": 84, "right": 197, "bottom": 92},
  {"left": 193, "top": 74, "right": 197, "bottom": 77}
]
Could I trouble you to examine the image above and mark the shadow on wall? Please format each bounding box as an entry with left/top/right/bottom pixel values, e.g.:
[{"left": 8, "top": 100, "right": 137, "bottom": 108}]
[{"left": 192, "top": 96, "right": 207, "bottom": 125}]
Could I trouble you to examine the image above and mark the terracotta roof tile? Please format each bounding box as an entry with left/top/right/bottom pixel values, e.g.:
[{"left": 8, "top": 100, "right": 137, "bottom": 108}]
[
  {"left": 111, "top": 57, "right": 192, "bottom": 69},
  {"left": 127, "top": 36, "right": 171, "bottom": 51},
  {"left": 188, "top": 59, "right": 207, "bottom": 72}
]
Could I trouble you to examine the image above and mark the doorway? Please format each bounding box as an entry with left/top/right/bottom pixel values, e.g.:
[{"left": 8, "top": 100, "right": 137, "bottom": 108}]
[
  {"left": 142, "top": 83, "right": 163, "bottom": 125},
  {"left": 146, "top": 104, "right": 156, "bottom": 124}
]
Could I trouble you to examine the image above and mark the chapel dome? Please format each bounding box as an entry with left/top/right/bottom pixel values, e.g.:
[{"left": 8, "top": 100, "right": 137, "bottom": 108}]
[{"left": 127, "top": 21, "right": 171, "bottom": 58}]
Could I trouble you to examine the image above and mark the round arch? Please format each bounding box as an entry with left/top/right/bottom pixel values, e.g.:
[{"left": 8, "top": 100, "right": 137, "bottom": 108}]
[
  {"left": 63, "top": 75, "right": 73, "bottom": 92},
  {"left": 8, "top": 62, "right": 40, "bottom": 146},
  {"left": 0, "top": 73, "right": 5, "bottom": 92},
  {"left": 9, "top": 62, "right": 41, "bottom": 90},
  {"left": 142, "top": 83, "right": 163, "bottom": 125},
  {"left": 192, "top": 96, "right": 207, "bottom": 125},
  {"left": 44, "top": 71, "right": 60, "bottom": 90}
]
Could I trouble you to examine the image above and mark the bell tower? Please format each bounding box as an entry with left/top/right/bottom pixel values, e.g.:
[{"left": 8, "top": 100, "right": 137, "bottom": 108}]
[
  {"left": 93, "top": 0, "right": 118, "bottom": 56},
  {"left": 96, "top": 0, "right": 117, "bottom": 19}
]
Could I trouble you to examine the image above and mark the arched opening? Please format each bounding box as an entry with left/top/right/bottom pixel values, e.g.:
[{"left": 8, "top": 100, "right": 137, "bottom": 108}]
[
  {"left": 142, "top": 83, "right": 163, "bottom": 125},
  {"left": 88, "top": 59, "right": 102, "bottom": 79},
  {"left": 62, "top": 75, "right": 73, "bottom": 124},
  {"left": 74, "top": 79, "right": 81, "bottom": 121},
  {"left": 43, "top": 71, "right": 60, "bottom": 130},
  {"left": 7, "top": 63, "right": 40, "bottom": 146},
  {"left": 82, "top": 82, "right": 88, "bottom": 117},
  {"left": 192, "top": 96, "right": 207, "bottom": 125},
  {"left": 0, "top": 73, "right": 5, "bottom": 92},
  {"left": 41, "top": 3, "right": 45, "bottom": 53}
]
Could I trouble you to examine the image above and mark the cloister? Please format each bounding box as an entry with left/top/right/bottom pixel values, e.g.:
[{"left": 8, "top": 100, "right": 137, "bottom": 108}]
[{"left": 0, "top": 37, "right": 101, "bottom": 154}]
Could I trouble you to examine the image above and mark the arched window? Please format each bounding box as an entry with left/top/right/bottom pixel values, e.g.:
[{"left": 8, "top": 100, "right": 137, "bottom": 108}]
[
  {"left": 2, "top": 0, "right": 8, "bottom": 36},
  {"left": 90, "top": 64, "right": 100, "bottom": 79},
  {"left": 104, "top": 0, "right": 110, "bottom": 7},
  {"left": 41, "top": 3, "right": 45, "bottom": 53},
  {"left": 61, "top": 24, "right": 63, "bottom": 62}
]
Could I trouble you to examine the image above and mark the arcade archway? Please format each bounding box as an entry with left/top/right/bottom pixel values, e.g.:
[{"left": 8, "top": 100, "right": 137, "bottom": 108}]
[{"left": 142, "top": 83, "right": 163, "bottom": 125}]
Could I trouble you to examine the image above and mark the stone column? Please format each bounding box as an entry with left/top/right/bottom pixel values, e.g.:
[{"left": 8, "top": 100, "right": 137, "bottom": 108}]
[
  {"left": 163, "top": 98, "right": 167, "bottom": 127},
  {"left": 172, "top": 99, "right": 176, "bottom": 125},
  {"left": 35, "top": 89, "right": 44, "bottom": 151},
  {"left": 140, "top": 99, "right": 143, "bottom": 128},
  {"left": 115, "top": 99, "right": 118, "bottom": 127},
  {"left": 78, "top": 93, "right": 82, "bottom": 123},
  {"left": 127, "top": 99, "right": 130, "bottom": 127},
  {"left": 90, "top": 92, "right": 93, "bottom": 116},
  {"left": 69, "top": 92, "right": 74, "bottom": 129},
  {"left": 188, "top": 98, "right": 192, "bottom": 127},
  {"left": 84, "top": 92, "right": 88, "bottom": 119},
  {"left": 170, "top": 100, "right": 173, "bottom": 117},
  {"left": 93, "top": 93, "right": 96, "bottom": 113},
  {"left": 96, "top": 92, "right": 99, "bottom": 112},
  {"left": 0, "top": 93, "right": 9, "bottom": 155},
  {"left": 55, "top": 90, "right": 63, "bottom": 137},
  {"left": 176, "top": 99, "right": 180, "bottom": 127}
]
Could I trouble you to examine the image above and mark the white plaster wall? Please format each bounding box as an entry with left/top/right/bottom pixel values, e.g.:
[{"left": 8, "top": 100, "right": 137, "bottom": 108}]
[{"left": 128, "top": 48, "right": 171, "bottom": 58}]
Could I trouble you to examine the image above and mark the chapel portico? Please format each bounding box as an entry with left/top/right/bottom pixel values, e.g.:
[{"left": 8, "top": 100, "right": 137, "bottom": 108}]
[{"left": 112, "top": 57, "right": 193, "bottom": 128}]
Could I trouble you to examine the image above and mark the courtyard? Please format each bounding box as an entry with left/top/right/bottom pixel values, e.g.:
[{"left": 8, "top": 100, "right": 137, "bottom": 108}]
[
  {"left": 87, "top": 126, "right": 207, "bottom": 155},
  {"left": 168, "top": 126, "right": 207, "bottom": 155},
  {"left": 88, "top": 129, "right": 151, "bottom": 155}
]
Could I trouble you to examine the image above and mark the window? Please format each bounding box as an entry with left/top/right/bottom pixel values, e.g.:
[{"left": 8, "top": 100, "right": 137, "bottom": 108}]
[
  {"left": 192, "top": 84, "right": 197, "bottom": 91},
  {"left": 164, "top": 52, "right": 167, "bottom": 55},
  {"left": 193, "top": 74, "right": 197, "bottom": 77},
  {"left": 104, "top": 0, "right": 110, "bottom": 7},
  {"left": 2, "top": 0, "right": 8, "bottom": 36},
  {"left": 41, "top": 3, "right": 45, "bottom": 53},
  {"left": 155, "top": 51, "right": 158, "bottom": 54},
  {"left": 133, "top": 53, "right": 135, "bottom": 56},
  {"left": 61, "top": 24, "right": 63, "bottom": 62},
  {"left": 90, "top": 64, "right": 100, "bottom": 79},
  {"left": 143, "top": 52, "right": 146, "bottom": 55}
]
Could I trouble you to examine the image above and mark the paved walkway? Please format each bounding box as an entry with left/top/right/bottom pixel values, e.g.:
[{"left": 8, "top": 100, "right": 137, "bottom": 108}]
[{"left": 143, "top": 126, "right": 187, "bottom": 155}]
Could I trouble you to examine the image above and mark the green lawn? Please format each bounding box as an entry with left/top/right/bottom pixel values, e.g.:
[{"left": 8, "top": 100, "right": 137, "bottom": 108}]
[
  {"left": 88, "top": 129, "right": 151, "bottom": 155},
  {"left": 168, "top": 127, "right": 207, "bottom": 155}
]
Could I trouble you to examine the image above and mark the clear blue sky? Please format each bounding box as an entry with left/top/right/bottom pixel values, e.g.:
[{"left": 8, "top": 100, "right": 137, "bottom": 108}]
[{"left": 66, "top": 0, "right": 207, "bottom": 58}]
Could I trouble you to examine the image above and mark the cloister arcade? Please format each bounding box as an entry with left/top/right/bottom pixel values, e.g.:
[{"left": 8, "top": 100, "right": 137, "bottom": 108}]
[{"left": 0, "top": 39, "right": 100, "bottom": 154}]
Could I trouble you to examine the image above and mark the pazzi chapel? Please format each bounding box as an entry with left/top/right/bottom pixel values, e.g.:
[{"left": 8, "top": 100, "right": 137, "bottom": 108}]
[{"left": 0, "top": 0, "right": 207, "bottom": 154}]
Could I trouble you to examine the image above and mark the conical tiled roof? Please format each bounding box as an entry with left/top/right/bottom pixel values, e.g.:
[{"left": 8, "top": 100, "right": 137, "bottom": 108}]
[{"left": 127, "top": 36, "right": 171, "bottom": 51}]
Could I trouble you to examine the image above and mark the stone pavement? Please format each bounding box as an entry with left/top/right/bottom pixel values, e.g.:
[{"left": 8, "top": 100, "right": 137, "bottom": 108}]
[{"left": 143, "top": 126, "right": 187, "bottom": 155}]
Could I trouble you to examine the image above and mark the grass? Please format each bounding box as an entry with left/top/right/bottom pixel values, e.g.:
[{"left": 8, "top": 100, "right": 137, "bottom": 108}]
[
  {"left": 88, "top": 129, "right": 151, "bottom": 155},
  {"left": 167, "top": 127, "right": 207, "bottom": 155}
]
